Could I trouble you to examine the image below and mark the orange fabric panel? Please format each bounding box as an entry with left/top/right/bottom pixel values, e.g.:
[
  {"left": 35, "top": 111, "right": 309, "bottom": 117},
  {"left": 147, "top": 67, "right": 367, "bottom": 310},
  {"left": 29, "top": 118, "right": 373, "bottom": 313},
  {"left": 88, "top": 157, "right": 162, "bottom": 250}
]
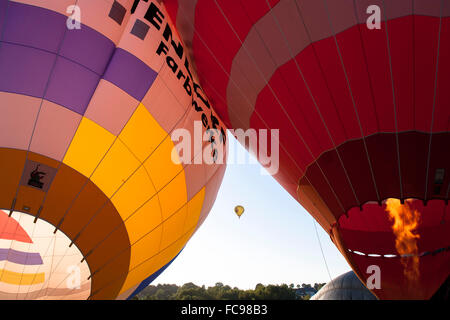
[
  {"left": 59, "top": 181, "right": 108, "bottom": 238},
  {"left": 14, "top": 186, "right": 45, "bottom": 216},
  {"left": 0, "top": 148, "right": 26, "bottom": 211},
  {"left": 297, "top": 181, "right": 336, "bottom": 233},
  {"left": 39, "top": 165, "right": 87, "bottom": 225}
]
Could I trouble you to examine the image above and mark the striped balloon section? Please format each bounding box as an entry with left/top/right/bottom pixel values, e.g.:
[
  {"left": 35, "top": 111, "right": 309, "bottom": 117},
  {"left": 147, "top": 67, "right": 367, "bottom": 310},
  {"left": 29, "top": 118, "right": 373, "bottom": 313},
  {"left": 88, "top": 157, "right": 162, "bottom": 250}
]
[{"left": 0, "top": 211, "right": 45, "bottom": 286}]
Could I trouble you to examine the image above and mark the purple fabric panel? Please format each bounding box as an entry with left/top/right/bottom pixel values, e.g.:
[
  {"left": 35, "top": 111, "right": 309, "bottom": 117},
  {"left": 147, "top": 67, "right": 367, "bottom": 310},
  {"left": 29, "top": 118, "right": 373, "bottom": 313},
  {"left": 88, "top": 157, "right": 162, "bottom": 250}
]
[
  {"left": 2, "top": 1, "right": 66, "bottom": 53},
  {"left": 45, "top": 56, "right": 100, "bottom": 115},
  {"left": 0, "top": 0, "right": 8, "bottom": 38},
  {"left": 0, "top": 248, "right": 43, "bottom": 265},
  {"left": 2, "top": 1, "right": 115, "bottom": 75},
  {"left": 0, "top": 1, "right": 158, "bottom": 114},
  {"left": 103, "top": 48, "right": 157, "bottom": 101},
  {"left": 60, "top": 25, "right": 115, "bottom": 75},
  {"left": 0, "top": 42, "right": 100, "bottom": 115},
  {"left": 0, "top": 42, "right": 55, "bottom": 97}
]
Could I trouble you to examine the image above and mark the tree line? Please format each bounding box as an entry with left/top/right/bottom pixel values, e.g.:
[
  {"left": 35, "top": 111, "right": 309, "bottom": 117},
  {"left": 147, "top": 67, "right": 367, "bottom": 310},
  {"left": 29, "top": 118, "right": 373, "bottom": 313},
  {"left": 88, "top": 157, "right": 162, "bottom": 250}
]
[{"left": 133, "top": 282, "right": 325, "bottom": 300}]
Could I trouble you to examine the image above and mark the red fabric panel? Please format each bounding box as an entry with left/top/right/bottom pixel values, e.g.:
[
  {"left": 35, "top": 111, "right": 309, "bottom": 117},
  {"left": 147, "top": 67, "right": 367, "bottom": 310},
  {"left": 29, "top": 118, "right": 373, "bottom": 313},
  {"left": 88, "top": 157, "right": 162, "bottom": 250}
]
[
  {"left": 276, "top": 59, "right": 333, "bottom": 157},
  {"left": 341, "top": 203, "right": 393, "bottom": 232},
  {"left": 414, "top": 16, "right": 440, "bottom": 132},
  {"left": 335, "top": 25, "right": 379, "bottom": 136},
  {"left": 240, "top": 0, "right": 281, "bottom": 24},
  {"left": 435, "top": 18, "right": 450, "bottom": 132},
  {"left": 312, "top": 37, "right": 361, "bottom": 142},
  {"left": 215, "top": 0, "right": 256, "bottom": 41},
  {"left": 264, "top": 70, "right": 323, "bottom": 160},
  {"left": 304, "top": 163, "right": 343, "bottom": 217},
  {"left": 388, "top": 16, "right": 414, "bottom": 132},
  {"left": 295, "top": 46, "right": 347, "bottom": 146},
  {"left": 365, "top": 133, "right": 402, "bottom": 200},
  {"left": 163, "top": 0, "right": 179, "bottom": 25},
  {"left": 341, "top": 224, "right": 449, "bottom": 254},
  {"left": 427, "top": 133, "right": 450, "bottom": 199},
  {"left": 349, "top": 250, "right": 449, "bottom": 299},
  {"left": 338, "top": 139, "right": 378, "bottom": 205},
  {"left": 358, "top": 18, "right": 396, "bottom": 132},
  {"left": 0, "top": 210, "right": 32, "bottom": 243},
  {"left": 341, "top": 200, "right": 450, "bottom": 232},
  {"left": 253, "top": 74, "right": 314, "bottom": 172},
  {"left": 191, "top": 33, "right": 232, "bottom": 126},
  {"left": 316, "top": 149, "right": 358, "bottom": 211},
  {"left": 190, "top": 0, "right": 275, "bottom": 127},
  {"left": 399, "top": 132, "right": 428, "bottom": 199},
  {"left": 342, "top": 229, "right": 396, "bottom": 254}
]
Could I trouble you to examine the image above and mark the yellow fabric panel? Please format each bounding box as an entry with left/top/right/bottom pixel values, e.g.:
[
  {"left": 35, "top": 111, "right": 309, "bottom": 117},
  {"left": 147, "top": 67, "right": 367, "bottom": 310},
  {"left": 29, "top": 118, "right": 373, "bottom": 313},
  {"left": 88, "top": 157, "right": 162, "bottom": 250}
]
[
  {"left": 106, "top": 104, "right": 191, "bottom": 296},
  {"left": 160, "top": 205, "right": 188, "bottom": 249},
  {"left": 184, "top": 188, "right": 205, "bottom": 233},
  {"left": 0, "top": 269, "right": 45, "bottom": 285},
  {"left": 158, "top": 228, "right": 194, "bottom": 269},
  {"left": 124, "top": 196, "right": 162, "bottom": 244},
  {"left": 143, "top": 137, "right": 183, "bottom": 191},
  {"left": 63, "top": 117, "right": 115, "bottom": 178},
  {"left": 119, "top": 253, "right": 162, "bottom": 295},
  {"left": 119, "top": 104, "right": 167, "bottom": 162},
  {"left": 156, "top": 173, "right": 187, "bottom": 220},
  {"left": 90, "top": 139, "right": 140, "bottom": 198},
  {"left": 111, "top": 166, "right": 157, "bottom": 221},
  {"left": 118, "top": 227, "right": 194, "bottom": 296},
  {"left": 128, "top": 225, "right": 163, "bottom": 270}
]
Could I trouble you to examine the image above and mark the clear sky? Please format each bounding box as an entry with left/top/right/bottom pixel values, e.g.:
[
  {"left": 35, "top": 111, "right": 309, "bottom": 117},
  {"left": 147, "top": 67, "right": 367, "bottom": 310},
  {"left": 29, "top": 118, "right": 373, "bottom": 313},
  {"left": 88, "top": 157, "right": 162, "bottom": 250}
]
[{"left": 153, "top": 133, "right": 351, "bottom": 289}]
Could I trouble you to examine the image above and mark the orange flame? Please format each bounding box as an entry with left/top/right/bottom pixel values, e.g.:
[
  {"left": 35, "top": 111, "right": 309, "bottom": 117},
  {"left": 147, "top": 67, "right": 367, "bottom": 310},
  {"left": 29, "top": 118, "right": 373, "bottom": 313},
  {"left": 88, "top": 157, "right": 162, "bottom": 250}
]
[{"left": 385, "top": 199, "right": 421, "bottom": 284}]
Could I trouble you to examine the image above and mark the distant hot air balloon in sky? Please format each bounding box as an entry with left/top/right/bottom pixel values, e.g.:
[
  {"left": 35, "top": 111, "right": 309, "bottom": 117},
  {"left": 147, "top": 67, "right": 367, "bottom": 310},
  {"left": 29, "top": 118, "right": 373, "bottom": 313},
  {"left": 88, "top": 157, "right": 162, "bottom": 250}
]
[
  {"left": 0, "top": 0, "right": 227, "bottom": 299},
  {"left": 234, "top": 205, "right": 245, "bottom": 218},
  {"left": 165, "top": 0, "right": 449, "bottom": 299}
]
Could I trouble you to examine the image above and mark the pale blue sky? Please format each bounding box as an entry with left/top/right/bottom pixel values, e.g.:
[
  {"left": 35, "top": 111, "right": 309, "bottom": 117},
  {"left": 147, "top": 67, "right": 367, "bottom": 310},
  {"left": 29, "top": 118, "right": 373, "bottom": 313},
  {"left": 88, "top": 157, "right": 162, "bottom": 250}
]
[{"left": 154, "top": 133, "right": 350, "bottom": 289}]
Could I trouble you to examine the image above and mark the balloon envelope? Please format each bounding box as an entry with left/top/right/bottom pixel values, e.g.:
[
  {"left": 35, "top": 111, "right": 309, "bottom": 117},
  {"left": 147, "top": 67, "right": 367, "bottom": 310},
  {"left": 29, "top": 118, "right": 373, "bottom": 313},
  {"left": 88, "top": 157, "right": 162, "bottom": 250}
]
[
  {"left": 234, "top": 205, "right": 245, "bottom": 218},
  {"left": 165, "top": 0, "right": 450, "bottom": 299},
  {"left": 0, "top": 0, "right": 227, "bottom": 299}
]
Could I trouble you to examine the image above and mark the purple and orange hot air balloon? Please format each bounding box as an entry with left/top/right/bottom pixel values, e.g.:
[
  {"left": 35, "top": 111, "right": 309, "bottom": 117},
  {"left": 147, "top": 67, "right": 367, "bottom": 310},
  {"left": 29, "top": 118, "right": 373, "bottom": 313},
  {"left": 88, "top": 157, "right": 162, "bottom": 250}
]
[
  {"left": 0, "top": 0, "right": 227, "bottom": 299},
  {"left": 165, "top": 0, "right": 449, "bottom": 299}
]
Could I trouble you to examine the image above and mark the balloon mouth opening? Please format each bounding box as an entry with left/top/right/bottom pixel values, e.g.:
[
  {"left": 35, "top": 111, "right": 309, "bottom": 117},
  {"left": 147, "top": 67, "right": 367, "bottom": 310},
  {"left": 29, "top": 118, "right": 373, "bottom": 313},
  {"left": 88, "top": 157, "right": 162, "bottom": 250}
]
[
  {"left": 0, "top": 209, "right": 91, "bottom": 300},
  {"left": 338, "top": 198, "right": 448, "bottom": 256},
  {"left": 339, "top": 198, "right": 447, "bottom": 232},
  {"left": 337, "top": 198, "right": 449, "bottom": 297},
  {"left": 347, "top": 245, "right": 449, "bottom": 258}
]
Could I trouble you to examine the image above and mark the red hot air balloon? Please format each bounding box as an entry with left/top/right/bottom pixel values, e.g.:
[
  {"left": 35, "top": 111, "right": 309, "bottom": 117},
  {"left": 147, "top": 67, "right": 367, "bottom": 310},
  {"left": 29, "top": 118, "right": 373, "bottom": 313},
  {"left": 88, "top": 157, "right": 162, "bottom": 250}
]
[{"left": 165, "top": 0, "right": 449, "bottom": 299}]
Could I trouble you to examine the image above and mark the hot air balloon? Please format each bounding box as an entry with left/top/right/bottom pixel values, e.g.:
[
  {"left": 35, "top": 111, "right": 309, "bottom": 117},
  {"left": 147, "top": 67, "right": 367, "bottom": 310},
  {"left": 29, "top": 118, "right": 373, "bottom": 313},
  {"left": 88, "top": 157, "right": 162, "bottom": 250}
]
[
  {"left": 165, "top": 0, "right": 449, "bottom": 299},
  {"left": 0, "top": 0, "right": 227, "bottom": 299},
  {"left": 234, "top": 205, "right": 244, "bottom": 218},
  {"left": 311, "top": 271, "right": 377, "bottom": 300}
]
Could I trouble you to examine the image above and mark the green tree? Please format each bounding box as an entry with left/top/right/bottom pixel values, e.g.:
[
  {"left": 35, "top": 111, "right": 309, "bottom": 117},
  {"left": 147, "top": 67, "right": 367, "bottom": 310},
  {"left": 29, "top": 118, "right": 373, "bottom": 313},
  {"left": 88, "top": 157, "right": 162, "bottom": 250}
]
[
  {"left": 174, "top": 283, "right": 212, "bottom": 300},
  {"left": 134, "top": 282, "right": 320, "bottom": 300}
]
